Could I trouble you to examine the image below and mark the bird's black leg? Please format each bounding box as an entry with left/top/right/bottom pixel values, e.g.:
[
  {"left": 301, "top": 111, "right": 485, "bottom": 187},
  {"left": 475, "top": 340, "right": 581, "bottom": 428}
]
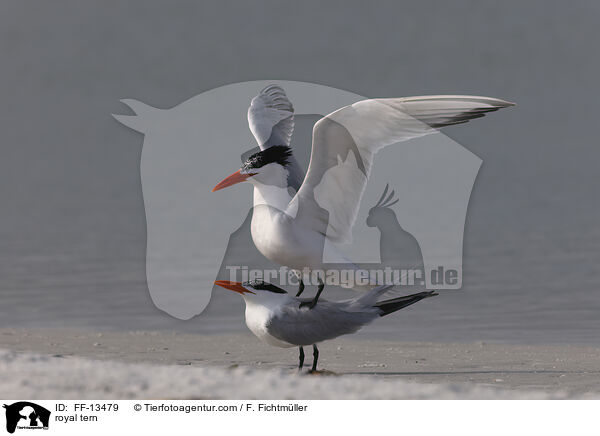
[
  {"left": 299, "top": 277, "right": 324, "bottom": 309},
  {"left": 310, "top": 344, "right": 319, "bottom": 373},
  {"left": 295, "top": 279, "right": 305, "bottom": 297},
  {"left": 298, "top": 346, "right": 305, "bottom": 370}
]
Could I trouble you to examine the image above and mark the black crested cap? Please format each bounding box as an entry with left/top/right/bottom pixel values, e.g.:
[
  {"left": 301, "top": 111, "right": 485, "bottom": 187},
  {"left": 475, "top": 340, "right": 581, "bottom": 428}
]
[
  {"left": 242, "top": 145, "right": 293, "bottom": 171},
  {"left": 243, "top": 280, "right": 288, "bottom": 294}
]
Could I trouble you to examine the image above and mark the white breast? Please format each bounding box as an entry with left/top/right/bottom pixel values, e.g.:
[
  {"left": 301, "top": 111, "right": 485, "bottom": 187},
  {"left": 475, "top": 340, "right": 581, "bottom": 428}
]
[
  {"left": 249, "top": 179, "right": 323, "bottom": 271},
  {"left": 244, "top": 300, "right": 295, "bottom": 348},
  {"left": 251, "top": 204, "right": 326, "bottom": 271},
  {"left": 251, "top": 206, "right": 294, "bottom": 260}
]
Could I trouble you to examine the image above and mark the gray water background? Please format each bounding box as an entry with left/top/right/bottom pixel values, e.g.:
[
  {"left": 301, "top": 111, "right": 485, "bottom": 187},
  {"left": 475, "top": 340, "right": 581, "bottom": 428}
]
[{"left": 1, "top": 1, "right": 599, "bottom": 345}]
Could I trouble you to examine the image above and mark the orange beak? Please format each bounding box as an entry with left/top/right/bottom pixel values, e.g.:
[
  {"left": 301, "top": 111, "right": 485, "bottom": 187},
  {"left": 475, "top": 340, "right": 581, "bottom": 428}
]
[
  {"left": 212, "top": 170, "right": 256, "bottom": 192},
  {"left": 214, "top": 280, "right": 255, "bottom": 295}
]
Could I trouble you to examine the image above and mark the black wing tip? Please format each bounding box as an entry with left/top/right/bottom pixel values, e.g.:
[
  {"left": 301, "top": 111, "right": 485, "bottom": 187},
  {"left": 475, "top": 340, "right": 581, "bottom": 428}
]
[
  {"left": 375, "top": 290, "right": 438, "bottom": 317},
  {"left": 411, "top": 290, "right": 439, "bottom": 298}
]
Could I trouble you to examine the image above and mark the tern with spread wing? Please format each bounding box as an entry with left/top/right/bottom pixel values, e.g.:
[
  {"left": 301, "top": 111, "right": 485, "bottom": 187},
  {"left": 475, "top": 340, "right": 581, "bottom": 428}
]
[
  {"left": 214, "top": 279, "right": 437, "bottom": 372},
  {"left": 213, "top": 85, "right": 514, "bottom": 306}
]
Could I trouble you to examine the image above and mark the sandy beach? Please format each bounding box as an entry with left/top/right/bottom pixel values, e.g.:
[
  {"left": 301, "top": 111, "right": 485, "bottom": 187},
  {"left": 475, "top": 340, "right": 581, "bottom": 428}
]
[{"left": 1, "top": 328, "right": 599, "bottom": 399}]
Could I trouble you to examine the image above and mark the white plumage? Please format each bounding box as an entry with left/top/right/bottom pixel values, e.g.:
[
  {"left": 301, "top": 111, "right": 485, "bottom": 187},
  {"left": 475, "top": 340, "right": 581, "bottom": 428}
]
[
  {"left": 214, "top": 279, "right": 437, "bottom": 371},
  {"left": 215, "top": 85, "right": 514, "bottom": 292}
]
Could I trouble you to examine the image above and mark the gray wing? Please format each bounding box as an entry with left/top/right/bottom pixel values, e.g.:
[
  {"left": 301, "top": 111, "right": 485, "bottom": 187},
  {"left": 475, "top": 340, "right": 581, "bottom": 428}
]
[
  {"left": 267, "top": 299, "right": 379, "bottom": 346},
  {"left": 248, "top": 85, "right": 304, "bottom": 190},
  {"left": 287, "top": 95, "right": 514, "bottom": 243}
]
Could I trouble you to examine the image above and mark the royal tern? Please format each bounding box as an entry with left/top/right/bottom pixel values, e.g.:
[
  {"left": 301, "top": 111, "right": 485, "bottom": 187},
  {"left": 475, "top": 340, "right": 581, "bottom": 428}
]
[
  {"left": 213, "top": 85, "right": 514, "bottom": 305},
  {"left": 214, "top": 279, "right": 437, "bottom": 372}
]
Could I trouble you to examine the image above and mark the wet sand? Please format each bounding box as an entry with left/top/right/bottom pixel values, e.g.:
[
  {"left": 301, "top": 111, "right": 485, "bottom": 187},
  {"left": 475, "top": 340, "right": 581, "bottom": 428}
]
[{"left": 1, "top": 328, "right": 599, "bottom": 399}]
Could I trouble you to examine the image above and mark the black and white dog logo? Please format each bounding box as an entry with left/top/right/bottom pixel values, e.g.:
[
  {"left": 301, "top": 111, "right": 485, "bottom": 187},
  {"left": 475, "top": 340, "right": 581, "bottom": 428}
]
[{"left": 3, "top": 402, "right": 50, "bottom": 434}]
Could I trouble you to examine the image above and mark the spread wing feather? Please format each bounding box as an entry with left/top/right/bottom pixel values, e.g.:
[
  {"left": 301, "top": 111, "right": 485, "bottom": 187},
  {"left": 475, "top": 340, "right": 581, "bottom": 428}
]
[
  {"left": 248, "top": 85, "right": 304, "bottom": 190},
  {"left": 288, "top": 95, "right": 514, "bottom": 243}
]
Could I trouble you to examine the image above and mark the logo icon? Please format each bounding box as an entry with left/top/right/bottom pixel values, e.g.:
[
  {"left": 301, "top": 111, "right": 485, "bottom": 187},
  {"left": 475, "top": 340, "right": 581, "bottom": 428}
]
[{"left": 3, "top": 402, "right": 50, "bottom": 434}]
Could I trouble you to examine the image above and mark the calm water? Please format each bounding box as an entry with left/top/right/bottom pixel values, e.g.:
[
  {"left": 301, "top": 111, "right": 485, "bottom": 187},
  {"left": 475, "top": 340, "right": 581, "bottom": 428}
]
[{"left": 1, "top": 217, "right": 599, "bottom": 346}]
